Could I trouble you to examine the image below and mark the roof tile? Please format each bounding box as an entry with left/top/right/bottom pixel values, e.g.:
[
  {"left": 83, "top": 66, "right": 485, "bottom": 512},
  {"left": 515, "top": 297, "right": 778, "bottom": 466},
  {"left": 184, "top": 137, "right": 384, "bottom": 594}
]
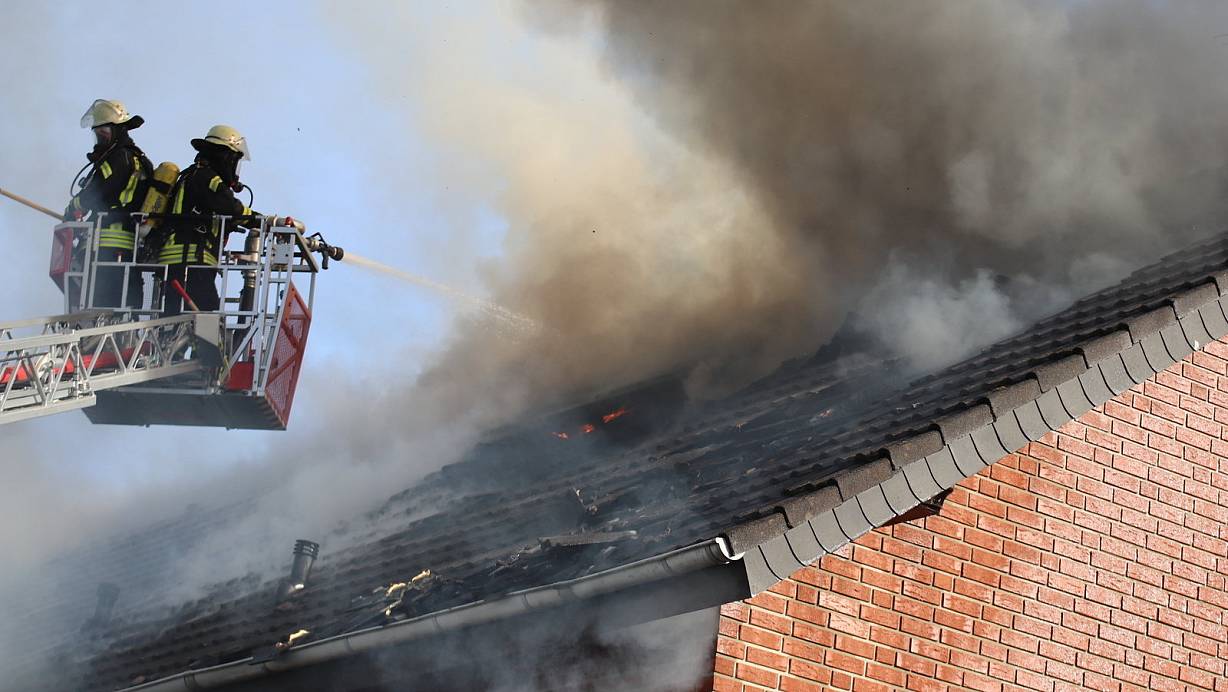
[
  {"left": 1035, "top": 388, "right": 1073, "bottom": 430},
  {"left": 1171, "top": 281, "right": 1219, "bottom": 317},
  {"left": 1097, "top": 355, "right": 1134, "bottom": 395},
  {"left": 782, "top": 523, "right": 824, "bottom": 566},
  {"left": 934, "top": 404, "right": 993, "bottom": 443},
  {"left": 1160, "top": 322, "right": 1195, "bottom": 360},
  {"left": 834, "top": 456, "right": 892, "bottom": 500},
  {"left": 777, "top": 484, "right": 840, "bottom": 528},
  {"left": 744, "top": 547, "right": 784, "bottom": 591},
  {"left": 924, "top": 447, "right": 965, "bottom": 489},
  {"left": 1056, "top": 378, "right": 1094, "bottom": 419},
  {"left": 884, "top": 431, "right": 944, "bottom": 467},
  {"left": 855, "top": 487, "right": 896, "bottom": 527},
  {"left": 948, "top": 436, "right": 987, "bottom": 477},
  {"left": 1125, "top": 306, "right": 1177, "bottom": 342},
  {"left": 810, "top": 510, "right": 848, "bottom": 553},
  {"left": 970, "top": 425, "right": 1009, "bottom": 466},
  {"left": 724, "top": 513, "right": 789, "bottom": 555},
  {"left": 1077, "top": 329, "right": 1132, "bottom": 364},
  {"left": 1033, "top": 354, "right": 1088, "bottom": 392},
  {"left": 1076, "top": 367, "right": 1115, "bottom": 407},
  {"left": 879, "top": 472, "right": 923, "bottom": 515},
  {"left": 759, "top": 534, "right": 806, "bottom": 581},
  {"left": 832, "top": 499, "right": 873, "bottom": 541},
  {"left": 1014, "top": 400, "right": 1051, "bottom": 441},
  {"left": 1197, "top": 301, "right": 1228, "bottom": 340},
  {"left": 991, "top": 412, "right": 1030, "bottom": 455},
  {"left": 1140, "top": 331, "right": 1177, "bottom": 372},
  {"left": 1120, "top": 342, "right": 1155, "bottom": 383},
  {"left": 985, "top": 378, "right": 1042, "bottom": 418}
]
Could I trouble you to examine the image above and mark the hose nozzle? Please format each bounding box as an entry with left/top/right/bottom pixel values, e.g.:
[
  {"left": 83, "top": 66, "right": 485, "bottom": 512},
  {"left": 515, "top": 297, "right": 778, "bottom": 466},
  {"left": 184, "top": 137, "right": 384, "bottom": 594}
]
[{"left": 303, "top": 233, "right": 344, "bottom": 269}]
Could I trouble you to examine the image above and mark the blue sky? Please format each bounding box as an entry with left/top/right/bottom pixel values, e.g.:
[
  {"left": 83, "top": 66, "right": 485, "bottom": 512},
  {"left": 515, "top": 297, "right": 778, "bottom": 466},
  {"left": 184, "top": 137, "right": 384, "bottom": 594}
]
[{"left": 0, "top": 3, "right": 522, "bottom": 500}]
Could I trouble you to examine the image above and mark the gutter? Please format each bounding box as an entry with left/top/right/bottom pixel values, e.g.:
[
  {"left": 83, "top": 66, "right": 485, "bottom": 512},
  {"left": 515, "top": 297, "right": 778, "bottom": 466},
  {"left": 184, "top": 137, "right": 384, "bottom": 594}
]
[{"left": 120, "top": 537, "right": 739, "bottom": 692}]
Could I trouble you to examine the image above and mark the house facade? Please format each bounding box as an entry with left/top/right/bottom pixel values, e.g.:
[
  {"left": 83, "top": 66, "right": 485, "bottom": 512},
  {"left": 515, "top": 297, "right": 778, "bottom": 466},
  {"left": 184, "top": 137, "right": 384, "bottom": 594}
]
[{"left": 713, "top": 341, "right": 1228, "bottom": 691}]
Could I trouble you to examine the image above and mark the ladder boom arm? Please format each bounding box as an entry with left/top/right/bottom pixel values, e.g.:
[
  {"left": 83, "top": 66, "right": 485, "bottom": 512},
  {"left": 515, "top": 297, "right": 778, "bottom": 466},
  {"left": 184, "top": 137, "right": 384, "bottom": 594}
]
[{"left": 0, "top": 312, "right": 215, "bottom": 426}]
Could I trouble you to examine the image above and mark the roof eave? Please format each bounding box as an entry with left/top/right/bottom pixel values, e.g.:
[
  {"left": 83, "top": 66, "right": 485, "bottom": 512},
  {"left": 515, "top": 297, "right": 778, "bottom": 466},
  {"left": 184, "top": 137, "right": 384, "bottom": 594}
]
[{"left": 117, "top": 537, "right": 742, "bottom": 692}]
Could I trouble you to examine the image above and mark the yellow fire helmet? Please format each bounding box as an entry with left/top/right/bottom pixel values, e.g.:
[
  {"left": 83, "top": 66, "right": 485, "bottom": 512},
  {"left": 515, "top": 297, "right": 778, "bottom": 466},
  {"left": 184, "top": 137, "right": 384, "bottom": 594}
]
[
  {"left": 191, "top": 125, "right": 251, "bottom": 161},
  {"left": 79, "top": 99, "right": 144, "bottom": 130}
]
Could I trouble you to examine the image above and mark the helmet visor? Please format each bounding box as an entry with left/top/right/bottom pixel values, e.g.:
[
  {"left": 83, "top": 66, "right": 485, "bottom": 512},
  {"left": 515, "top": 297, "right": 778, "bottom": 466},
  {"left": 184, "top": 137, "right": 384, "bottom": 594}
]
[{"left": 80, "top": 99, "right": 126, "bottom": 129}]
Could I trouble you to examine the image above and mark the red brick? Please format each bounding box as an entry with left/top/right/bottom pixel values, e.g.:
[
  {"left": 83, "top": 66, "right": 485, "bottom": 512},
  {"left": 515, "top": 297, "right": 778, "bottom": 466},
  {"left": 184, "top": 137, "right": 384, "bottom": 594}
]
[
  {"left": 825, "top": 650, "right": 866, "bottom": 676},
  {"left": 896, "top": 651, "right": 937, "bottom": 677},
  {"left": 834, "top": 634, "right": 874, "bottom": 659},
  {"left": 780, "top": 676, "right": 825, "bottom": 692},
  {"left": 740, "top": 624, "right": 784, "bottom": 651},
  {"left": 866, "top": 661, "right": 906, "bottom": 686},
  {"left": 783, "top": 638, "right": 826, "bottom": 664},
  {"left": 736, "top": 662, "right": 781, "bottom": 688},
  {"left": 747, "top": 591, "right": 789, "bottom": 614},
  {"left": 792, "top": 621, "right": 834, "bottom": 647},
  {"left": 749, "top": 608, "right": 792, "bottom": 635},
  {"left": 718, "top": 636, "right": 747, "bottom": 659},
  {"left": 722, "top": 602, "right": 750, "bottom": 621},
  {"left": 746, "top": 645, "right": 789, "bottom": 672},
  {"left": 852, "top": 679, "right": 891, "bottom": 692},
  {"left": 1016, "top": 668, "right": 1056, "bottom": 691}
]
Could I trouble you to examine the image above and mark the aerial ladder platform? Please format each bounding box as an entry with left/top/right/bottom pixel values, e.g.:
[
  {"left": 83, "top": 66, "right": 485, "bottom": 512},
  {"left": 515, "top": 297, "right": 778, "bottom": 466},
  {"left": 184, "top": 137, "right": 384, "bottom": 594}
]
[{"left": 0, "top": 214, "right": 343, "bottom": 430}]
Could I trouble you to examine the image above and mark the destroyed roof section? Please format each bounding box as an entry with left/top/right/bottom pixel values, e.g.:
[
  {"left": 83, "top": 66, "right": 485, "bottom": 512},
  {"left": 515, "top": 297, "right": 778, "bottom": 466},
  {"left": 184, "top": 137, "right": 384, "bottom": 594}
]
[
  {"left": 79, "top": 352, "right": 896, "bottom": 690},
  {"left": 58, "top": 230, "right": 1228, "bottom": 691}
]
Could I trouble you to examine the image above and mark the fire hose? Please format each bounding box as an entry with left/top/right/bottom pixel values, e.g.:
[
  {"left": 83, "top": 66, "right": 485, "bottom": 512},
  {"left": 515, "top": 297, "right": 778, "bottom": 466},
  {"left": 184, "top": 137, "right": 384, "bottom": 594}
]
[
  {"left": 1, "top": 185, "right": 344, "bottom": 268},
  {"left": 0, "top": 186, "right": 63, "bottom": 221}
]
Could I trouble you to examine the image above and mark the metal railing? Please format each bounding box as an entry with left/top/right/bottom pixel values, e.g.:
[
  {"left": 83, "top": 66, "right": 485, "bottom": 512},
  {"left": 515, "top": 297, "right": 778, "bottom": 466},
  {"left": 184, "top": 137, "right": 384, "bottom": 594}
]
[
  {"left": 0, "top": 214, "right": 323, "bottom": 426},
  {"left": 0, "top": 312, "right": 201, "bottom": 425}
]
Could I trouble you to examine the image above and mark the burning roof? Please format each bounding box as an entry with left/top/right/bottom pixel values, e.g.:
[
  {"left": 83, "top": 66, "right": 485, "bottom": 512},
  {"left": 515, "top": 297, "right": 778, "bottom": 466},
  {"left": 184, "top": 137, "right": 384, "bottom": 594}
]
[{"left": 10, "top": 230, "right": 1228, "bottom": 691}]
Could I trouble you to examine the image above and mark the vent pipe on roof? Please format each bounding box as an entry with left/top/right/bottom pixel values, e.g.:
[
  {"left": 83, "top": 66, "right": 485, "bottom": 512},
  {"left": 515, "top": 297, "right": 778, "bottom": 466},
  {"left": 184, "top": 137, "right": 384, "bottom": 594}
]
[{"left": 278, "top": 539, "right": 320, "bottom": 602}]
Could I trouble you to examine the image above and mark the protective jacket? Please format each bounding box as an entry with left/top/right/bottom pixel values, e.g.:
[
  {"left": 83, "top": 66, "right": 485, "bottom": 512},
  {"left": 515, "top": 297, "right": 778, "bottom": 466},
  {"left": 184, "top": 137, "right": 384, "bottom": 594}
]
[
  {"left": 157, "top": 159, "right": 254, "bottom": 266},
  {"left": 68, "top": 136, "right": 152, "bottom": 251}
]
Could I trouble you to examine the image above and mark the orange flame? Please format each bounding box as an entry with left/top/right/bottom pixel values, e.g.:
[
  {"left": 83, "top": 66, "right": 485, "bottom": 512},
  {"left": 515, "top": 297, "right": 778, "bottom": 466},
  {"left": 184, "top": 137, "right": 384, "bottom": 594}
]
[
  {"left": 552, "top": 432, "right": 569, "bottom": 440},
  {"left": 602, "top": 407, "right": 630, "bottom": 424},
  {"left": 581, "top": 423, "right": 596, "bottom": 434}
]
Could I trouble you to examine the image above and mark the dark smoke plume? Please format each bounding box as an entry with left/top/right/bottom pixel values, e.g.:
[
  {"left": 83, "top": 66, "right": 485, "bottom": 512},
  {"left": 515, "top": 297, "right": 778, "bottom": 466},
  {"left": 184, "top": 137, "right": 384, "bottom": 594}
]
[{"left": 432, "top": 0, "right": 1228, "bottom": 386}]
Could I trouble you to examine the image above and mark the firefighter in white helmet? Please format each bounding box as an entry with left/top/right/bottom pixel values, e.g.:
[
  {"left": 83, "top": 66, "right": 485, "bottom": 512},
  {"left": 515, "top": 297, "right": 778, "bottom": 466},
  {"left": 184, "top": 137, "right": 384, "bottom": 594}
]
[
  {"left": 153, "top": 125, "right": 258, "bottom": 314},
  {"left": 67, "top": 99, "right": 153, "bottom": 309}
]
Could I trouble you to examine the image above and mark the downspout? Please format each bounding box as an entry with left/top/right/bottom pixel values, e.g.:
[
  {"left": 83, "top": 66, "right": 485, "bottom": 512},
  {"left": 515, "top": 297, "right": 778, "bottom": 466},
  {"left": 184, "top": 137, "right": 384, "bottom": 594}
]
[{"left": 120, "top": 537, "right": 739, "bottom": 692}]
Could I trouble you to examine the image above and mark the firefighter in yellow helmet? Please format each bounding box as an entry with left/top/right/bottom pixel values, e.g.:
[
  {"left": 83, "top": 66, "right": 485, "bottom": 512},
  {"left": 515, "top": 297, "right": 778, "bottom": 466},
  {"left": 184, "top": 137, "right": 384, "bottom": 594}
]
[
  {"left": 156, "top": 125, "right": 258, "bottom": 314},
  {"left": 67, "top": 99, "right": 153, "bottom": 309}
]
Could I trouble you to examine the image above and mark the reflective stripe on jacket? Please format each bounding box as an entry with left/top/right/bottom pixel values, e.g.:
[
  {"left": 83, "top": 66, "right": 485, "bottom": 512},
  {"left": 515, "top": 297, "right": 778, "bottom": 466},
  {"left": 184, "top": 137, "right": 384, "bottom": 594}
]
[
  {"left": 158, "top": 161, "right": 253, "bottom": 266},
  {"left": 99, "top": 223, "right": 135, "bottom": 251}
]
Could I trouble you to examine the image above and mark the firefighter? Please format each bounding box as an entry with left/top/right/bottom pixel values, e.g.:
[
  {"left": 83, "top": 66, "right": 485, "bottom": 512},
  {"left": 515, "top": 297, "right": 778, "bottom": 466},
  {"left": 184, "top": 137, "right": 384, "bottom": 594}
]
[
  {"left": 156, "top": 125, "right": 257, "bottom": 315},
  {"left": 68, "top": 99, "right": 152, "bottom": 310}
]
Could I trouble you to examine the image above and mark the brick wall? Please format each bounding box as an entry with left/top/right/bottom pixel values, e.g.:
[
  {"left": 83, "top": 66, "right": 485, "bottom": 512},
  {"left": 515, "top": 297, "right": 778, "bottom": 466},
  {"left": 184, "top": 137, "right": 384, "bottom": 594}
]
[{"left": 713, "top": 342, "right": 1228, "bottom": 692}]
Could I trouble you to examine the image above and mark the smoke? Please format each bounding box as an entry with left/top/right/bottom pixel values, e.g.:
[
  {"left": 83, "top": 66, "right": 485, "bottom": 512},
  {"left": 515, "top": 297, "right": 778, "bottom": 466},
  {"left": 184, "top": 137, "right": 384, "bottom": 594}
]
[{"left": 445, "top": 0, "right": 1228, "bottom": 374}]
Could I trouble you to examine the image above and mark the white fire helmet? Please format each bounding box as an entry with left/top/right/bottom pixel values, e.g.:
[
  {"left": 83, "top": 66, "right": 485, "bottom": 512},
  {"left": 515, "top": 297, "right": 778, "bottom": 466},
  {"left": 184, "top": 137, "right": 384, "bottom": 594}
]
[
  {"left": 192, "top": 125, "right": 251, "bottom": 161},
  {"left": 79, "top": 99, "right": 143, "bottom": 130}
]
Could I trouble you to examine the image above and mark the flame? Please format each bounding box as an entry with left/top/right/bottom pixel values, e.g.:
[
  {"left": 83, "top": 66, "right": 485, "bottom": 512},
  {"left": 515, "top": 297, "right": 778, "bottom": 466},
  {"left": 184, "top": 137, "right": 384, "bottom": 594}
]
[
  {"left": 581, "top": 423, "right": 596, "bottom": 434},
  {"left": 602, "top": 407, "right": 630, "bottom": 424},
  {"left": 552, "top": 432, "right": 569, "bottom": 440},
  {"left": 819, "top": 408, "right": 833, "bottom": 418}
]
